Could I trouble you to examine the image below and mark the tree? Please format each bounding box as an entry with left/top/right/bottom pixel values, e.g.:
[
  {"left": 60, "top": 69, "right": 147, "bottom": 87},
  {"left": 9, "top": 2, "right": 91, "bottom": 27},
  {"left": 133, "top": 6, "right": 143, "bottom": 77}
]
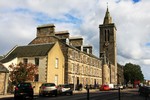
[
  {"left": 9, "top": 62, "right": 38, "bottom": 85},
  {"left": 123, "top": 63, "right": 144, "bottom": 84}
]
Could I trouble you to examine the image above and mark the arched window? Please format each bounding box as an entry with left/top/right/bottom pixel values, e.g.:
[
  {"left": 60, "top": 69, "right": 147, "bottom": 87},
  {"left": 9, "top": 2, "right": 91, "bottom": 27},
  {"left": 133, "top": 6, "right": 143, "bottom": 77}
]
[
  {"left": 107, "top": 30, "right": 110, "bottom": 41},
  {"left": 105, "top": 30, "right": 107, "bottom": 41},
  {"left": 104, "top": 29, "right": 110, "bottom": 41}
]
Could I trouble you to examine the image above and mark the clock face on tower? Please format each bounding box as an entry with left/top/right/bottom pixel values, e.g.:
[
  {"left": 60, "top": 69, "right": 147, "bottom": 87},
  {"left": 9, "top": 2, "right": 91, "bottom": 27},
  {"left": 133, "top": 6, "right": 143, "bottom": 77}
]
[{"left": 104, "top": 41, "right": 109, "bottom": 47}]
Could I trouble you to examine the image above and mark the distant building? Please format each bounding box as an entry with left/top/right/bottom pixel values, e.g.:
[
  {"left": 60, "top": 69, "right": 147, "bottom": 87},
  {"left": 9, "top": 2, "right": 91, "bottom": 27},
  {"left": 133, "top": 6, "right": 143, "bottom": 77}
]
[{"left": 117, "top": 64, "right": 124, "bottom": 84}]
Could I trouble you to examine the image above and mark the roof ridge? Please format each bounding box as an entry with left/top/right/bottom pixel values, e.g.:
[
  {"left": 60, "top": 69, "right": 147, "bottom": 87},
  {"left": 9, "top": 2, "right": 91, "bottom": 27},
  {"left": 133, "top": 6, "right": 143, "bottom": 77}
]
[{"left": 23, "top": 42, "right": 55, "bottom": 47}]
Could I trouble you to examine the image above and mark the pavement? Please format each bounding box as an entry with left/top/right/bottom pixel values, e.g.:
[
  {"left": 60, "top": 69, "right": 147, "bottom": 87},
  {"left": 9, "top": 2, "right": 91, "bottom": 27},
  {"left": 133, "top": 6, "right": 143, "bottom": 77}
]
[
  {"left": 0, "top": 94, "right": 13, "bottom": 99},
  {"left": 120, "top": 89, "right": 149, "bottom": 100}
]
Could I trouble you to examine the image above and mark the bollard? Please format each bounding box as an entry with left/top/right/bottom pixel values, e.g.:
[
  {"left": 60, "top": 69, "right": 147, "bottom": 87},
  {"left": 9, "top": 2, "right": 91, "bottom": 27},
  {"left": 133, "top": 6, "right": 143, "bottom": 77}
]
[
  {"left": 87, "top": 88, "right": 89, "bottom": 100},
  {"left": 118, "top": 87, "right": 121, "bottom": 100},
  {"left": 145, "top": 92, "right": 148, "bottom": 100}
]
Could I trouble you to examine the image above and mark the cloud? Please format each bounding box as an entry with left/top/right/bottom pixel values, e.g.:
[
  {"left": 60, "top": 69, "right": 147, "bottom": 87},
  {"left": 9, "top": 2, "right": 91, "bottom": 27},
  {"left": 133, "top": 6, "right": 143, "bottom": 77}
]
[{"left": 0, "top": 0, "right": 150, "bottom": 79}]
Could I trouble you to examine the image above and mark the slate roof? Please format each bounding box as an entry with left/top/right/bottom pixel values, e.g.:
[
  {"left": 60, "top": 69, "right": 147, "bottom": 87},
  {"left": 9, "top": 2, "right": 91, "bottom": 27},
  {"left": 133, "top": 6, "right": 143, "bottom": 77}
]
[
  {"left": 0, "top": 43, "right": 55, "bottom": 63},
  {"left": 0, "top": 63, "right": 9, "bottom": 73},
  {"left": 0, "top": 56, "right": 3, "bottom": 60}
]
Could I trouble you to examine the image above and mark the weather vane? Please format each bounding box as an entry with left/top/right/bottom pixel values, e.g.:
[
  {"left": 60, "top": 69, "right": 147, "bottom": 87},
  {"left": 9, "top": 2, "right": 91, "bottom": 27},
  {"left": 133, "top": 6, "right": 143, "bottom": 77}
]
[{"left": 107, "top": 2, "right": 108, "bottom": 8}]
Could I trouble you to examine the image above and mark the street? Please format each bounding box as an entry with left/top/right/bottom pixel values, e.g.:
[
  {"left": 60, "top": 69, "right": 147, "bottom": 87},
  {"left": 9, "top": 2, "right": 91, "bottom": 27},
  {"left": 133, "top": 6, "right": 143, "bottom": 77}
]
[{"left": 1, "top": 88, "right": 149, "bottom": 100}]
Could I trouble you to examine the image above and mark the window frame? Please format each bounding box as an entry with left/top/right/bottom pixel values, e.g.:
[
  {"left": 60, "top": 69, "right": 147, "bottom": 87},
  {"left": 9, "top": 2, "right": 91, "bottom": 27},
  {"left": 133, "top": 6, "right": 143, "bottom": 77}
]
[{"left": 55, "top": 58, "right": 59, "bottom": 69}]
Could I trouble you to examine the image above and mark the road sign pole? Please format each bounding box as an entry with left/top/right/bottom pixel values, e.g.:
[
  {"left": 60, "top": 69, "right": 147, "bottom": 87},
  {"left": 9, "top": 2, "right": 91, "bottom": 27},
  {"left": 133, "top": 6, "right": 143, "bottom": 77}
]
[
  {"left": 87, "top": 88, "right": 89, "bottom": 100},
  {"left": 118, "top": 87, "right": 121, "bottom": 100}
]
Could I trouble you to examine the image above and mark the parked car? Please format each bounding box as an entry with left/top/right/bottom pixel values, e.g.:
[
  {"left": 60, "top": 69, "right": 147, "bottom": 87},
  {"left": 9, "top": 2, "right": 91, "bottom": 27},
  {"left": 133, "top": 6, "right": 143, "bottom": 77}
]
[
  {"left": 14, "top": 82, "right": 34, "bottom": 100},
  {"left": 57, "top": 84, "right": 73, "bottom": 95},
  {"left": 139, "top": 86, "right": 150, "bottom": 96},
  {"left": 127, "top": 84, "right": 133, "bottom": 88},
  {"left": 123, "top": 84, "right": 127, "bottom": 89},
  {"left": 100, "top": 85, "right": 110, "bottom": 91},
  {"left": 68, "top": 83, "right": 74, "bottom": 90},
  {"left": 39, "top": 83, "right": 57, "bottom": 96},
  {"left": 108, "top": 84, "right": 114, "bottom": 90},
  {"left": 114, "top": 84, "right": 123, "bottom": 90}
]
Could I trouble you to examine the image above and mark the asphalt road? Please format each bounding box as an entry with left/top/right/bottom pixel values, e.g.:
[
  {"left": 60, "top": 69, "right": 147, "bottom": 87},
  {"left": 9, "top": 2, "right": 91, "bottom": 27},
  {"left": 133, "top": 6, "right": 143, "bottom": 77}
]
[{"left": 0, "top": 88, "right": 149, "bottom": 100}]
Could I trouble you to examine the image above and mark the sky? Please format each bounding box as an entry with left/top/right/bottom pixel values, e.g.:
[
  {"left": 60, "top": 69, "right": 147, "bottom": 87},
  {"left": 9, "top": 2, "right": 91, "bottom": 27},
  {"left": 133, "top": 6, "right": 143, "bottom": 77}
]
[{"left": 0, "top": 0, "right": 150, "bottom": 80}]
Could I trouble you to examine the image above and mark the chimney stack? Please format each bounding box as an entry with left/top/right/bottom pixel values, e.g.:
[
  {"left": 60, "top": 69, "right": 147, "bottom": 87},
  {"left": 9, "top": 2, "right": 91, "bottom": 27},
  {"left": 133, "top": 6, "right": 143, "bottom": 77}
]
[
  {"left": 37, "top": 24, "right": 55, "bottom": 37},
  {"left": 83, "top": 46, "right": 92, "bottom": 54}
]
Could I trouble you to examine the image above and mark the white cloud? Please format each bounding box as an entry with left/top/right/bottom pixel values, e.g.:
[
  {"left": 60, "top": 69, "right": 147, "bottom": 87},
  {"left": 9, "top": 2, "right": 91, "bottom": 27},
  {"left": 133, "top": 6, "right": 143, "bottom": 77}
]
[
  {"left": 0, "top": 0, "right": 150, "bottom": 79},
  {"left": 142, "top": 59, "right": 150, "bottom": 65}
]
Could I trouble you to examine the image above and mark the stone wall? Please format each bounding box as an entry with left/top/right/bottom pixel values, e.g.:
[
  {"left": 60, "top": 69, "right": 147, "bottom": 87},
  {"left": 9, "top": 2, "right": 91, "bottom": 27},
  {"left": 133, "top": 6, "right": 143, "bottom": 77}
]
[
  {"left": 37, "top": 24, "right": 55, "bottom": 37},
  {"left": 0, "top": 73, "right": 5, "bottom": 94},
  {"left": 31, "top": 82, "right": 43, "bottom": 94},
  {"left": 102, "top": 64, "right": 110, "bottom": 84},
  {"left": 69, "top": 37, "right": 83, "bottom": 46}
]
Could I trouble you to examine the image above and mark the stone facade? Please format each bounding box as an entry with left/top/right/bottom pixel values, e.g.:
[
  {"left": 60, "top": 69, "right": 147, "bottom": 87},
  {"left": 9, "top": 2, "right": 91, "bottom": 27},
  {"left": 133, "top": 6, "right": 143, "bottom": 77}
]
[
  {"left": 0, "top": 73, "right": 5, "bottom": 94},
  {"left": 37, "top": 24, "right": 55, "bottom": 37},
  {"left": 29, "top": 24, "right": 102, "bottom": 88},
  {"left": 0, "top": 7, "right": 122, "bottom": 93},
  {"left": 46, "top": 42, "right": 65, "bottom": 85},
  {"left": 0, "top": 63, "right": 9, "bottom": 94},
  {"left": 99, "top": 7, "right": 117, "bottom": 84},
  {"left": 69, "top": 37, "right": 83, "bottom": 46},
  {"left": 67, "top": 47, "right": 102, "bottom": 87},
  {"left": 1, "top": 42, "right": 65, "bottom": 93}
]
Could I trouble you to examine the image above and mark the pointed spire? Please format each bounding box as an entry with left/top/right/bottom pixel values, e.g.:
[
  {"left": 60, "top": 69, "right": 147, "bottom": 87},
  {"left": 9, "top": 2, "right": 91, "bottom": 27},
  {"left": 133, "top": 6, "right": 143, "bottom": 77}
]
[{"left": 103, "top": 3, "right": 112, "bottom": 24}]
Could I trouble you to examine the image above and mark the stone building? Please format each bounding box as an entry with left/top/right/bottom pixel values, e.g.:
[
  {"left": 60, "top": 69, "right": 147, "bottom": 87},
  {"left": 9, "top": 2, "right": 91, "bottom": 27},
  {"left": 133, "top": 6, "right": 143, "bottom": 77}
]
[
  {"left": 1, "top": 42, "right": 65, "bottom": 84},
  {"left": 99, "top": 7, "right": 118, "bottom": 84},
  {"left": 29, "top": 24, "right": 102, "bottom": 87},
  {"left": 0, "top": 63, "right": 9, "bottom": 94},
  {"left": 0, "top": 23, "right": 102, "bottom": 92},
  {"left": 0, "top": 7, "right": 121, "bottom": 93},
  {"left": 0, "top": 42, "right": 65, "bottom": 93}
]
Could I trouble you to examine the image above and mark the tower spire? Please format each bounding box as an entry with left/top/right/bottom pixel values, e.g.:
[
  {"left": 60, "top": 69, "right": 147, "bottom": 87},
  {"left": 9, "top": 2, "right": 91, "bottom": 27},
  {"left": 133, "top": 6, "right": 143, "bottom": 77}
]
[
  {"left": 107, "top": 2, "right": 108, "bottom": 8},
  {"left": 103, "top": 3, "right": 112, "bottom": 24}
]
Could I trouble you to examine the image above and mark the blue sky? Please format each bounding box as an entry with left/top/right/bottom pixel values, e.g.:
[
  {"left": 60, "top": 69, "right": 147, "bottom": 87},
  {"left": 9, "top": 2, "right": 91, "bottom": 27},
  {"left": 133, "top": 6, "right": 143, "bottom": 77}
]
[
  {"left": 0, "top": 0, "right": 150, "bottom": 80},
  {"left": 133, "top": 0, "right": 140, "bottom": 3}
]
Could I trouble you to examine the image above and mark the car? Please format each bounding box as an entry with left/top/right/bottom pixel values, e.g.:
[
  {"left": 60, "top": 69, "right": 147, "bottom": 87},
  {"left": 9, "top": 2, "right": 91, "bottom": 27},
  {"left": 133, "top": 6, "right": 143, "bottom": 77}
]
[
  {"left": 118, "top": 84, "right": 123, "bottom": 89},
  {"left": 109, "top": 84, "right": 115, "bottom": 90},
  {"left": 57, "top": 84, "right": 73, "bottom": 95},
  {"left": 100, "top": 85, "right": 110, "bottom": 91},
  {"left": 139, "top": 86, "right": 150, "bottom": 96},
  {"left": 14, "top": 82, "right": 34, "bottom": 100},
  {"left": 114, "top": 84, "right": 123, "bottom": 90},
  {"left": 127, "top": 84, "right": 133, "bottom": 88},
  {"left": 39, "top": 83, "right": 57, "bottom": 96}
]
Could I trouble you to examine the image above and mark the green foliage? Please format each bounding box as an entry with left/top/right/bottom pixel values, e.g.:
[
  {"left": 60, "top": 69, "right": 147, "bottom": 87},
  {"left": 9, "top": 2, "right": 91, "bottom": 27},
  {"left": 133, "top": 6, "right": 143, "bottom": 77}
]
[
  {"left": 9, "top": 62, "right": 38, "bottom": 85},
  {"left": 123, "top": 63, "right": 144, "bottom": 84}
]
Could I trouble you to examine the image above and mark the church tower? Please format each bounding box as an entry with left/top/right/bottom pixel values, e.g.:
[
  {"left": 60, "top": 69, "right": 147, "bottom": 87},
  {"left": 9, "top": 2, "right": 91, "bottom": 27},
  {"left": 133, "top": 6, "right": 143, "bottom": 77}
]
[{"left": 99, "top": 7, "right": 117, "bottom": 84}]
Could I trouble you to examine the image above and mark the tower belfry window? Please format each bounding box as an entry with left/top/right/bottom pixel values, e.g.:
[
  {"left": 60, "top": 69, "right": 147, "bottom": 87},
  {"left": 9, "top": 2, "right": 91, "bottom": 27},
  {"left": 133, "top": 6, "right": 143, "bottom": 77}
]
[
  {"left": 104, "top": 30, "right": 110, "bottom": 41},
  {"left": 105, "top": 30, "right": 107, "bottom": 41},
  {"left": 108, "top": 30, "right": 110, "bottom": 41}
]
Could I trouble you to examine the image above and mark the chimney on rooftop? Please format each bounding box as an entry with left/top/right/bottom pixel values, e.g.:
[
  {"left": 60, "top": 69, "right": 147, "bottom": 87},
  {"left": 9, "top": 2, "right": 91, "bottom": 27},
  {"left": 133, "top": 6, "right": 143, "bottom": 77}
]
[
  {"left": 83, "top": 46, "right": 92, "bottom": 54},
  {"left": 37, "top": 24, "right": 55, "bottom": 37}
]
